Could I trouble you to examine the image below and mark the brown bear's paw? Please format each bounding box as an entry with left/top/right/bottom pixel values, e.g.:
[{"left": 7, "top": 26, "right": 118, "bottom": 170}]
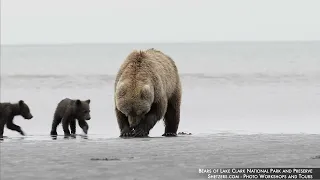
[
  {"left": 162, "top": 132, "right": 177, "bottom": 137},
  {"left": 120, "top": 132, "right": 133, "bottom": 138},
  {"left": 120, "top": 128, "right": 134, "bottom": 138},
  {"left": 133, "top": 130, "right": 148, "bottom": 137},
  {"left": 132, "top": 125, "right": 149, "bottom": 137}
]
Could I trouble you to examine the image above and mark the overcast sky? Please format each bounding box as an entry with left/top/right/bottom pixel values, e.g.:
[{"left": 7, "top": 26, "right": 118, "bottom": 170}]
[{"left": 1, "top": 0, "right": 320, "bottom": 45}]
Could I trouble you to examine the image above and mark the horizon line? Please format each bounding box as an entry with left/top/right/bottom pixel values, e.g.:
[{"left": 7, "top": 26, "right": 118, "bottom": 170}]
[{"left": 1, "top": 40, "right": 320, "bottom": 47}]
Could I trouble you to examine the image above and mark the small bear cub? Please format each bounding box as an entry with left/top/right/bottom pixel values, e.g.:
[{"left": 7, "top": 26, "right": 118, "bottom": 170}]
[
  {"left": 0, "top": 100, "right": 33, "bottom": 138},
  {"left": 50, "top": 98, "right": 91, "bottom": 137}
]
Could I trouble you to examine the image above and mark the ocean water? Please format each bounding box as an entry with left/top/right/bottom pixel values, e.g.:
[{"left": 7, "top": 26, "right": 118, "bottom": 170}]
[{"left": 1, "top": 42, "right": 320, "bottom": 137}]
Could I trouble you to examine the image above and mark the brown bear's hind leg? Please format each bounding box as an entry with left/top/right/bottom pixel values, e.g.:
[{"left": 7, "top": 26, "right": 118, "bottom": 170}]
[
  {"left": 116, "top": 108, "right": 133, "bottom": 137},
  {"left": 163, "top": 93, "right": 181, "bottom": 137}
]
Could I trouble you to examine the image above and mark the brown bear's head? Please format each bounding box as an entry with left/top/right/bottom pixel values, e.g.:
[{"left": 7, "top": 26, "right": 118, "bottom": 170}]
[
  {"left": 75, "top": 99, "right": 91, "bottom": 121},
  {"left": 115, "top": 81, "right": 154, "bottom": 127},
  {"left": 18, "top": 100, "right": 33, "bottom": 120}
]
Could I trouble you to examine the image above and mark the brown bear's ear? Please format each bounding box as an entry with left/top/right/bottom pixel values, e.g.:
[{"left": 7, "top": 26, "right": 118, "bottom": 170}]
[
  {"left": 117, "top": 83, "right": 127, "bottom": 97},
  {"left": 19, "top": 100, "right": 24, "bottom": 106},
  {"left": 85, "top": 99, "right": 90, "bottom": 104},
  {"left": 76, "top": 100, "right": 81, "bottom": 106},
  {"left": 141, "top": 85, "right": 152, "bottom": 99}
]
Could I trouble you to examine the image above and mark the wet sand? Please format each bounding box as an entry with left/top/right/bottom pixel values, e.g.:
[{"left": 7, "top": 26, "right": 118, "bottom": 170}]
[{"left": 1, "top": 133, "right": 320, "bottom": 180}]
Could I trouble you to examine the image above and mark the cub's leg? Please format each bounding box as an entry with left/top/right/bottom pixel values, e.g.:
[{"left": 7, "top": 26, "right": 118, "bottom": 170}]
[
  {"left": 78, "top": 119, "right": 89, "bottom": 134},
  {"left": 0, "top": 118, "right": 7, "bottom": 138},
  {"left": 6, "top": 120, "right": 25, "bottom": 136},
  {"left": 50, "top": 114, "right": 62, "bottom": 136},
  {"left": 62, "top": 117, "right": 72, "bottom": 137},
  {"left": 70, "top": 119, "right": 76, "bottom": 135}
]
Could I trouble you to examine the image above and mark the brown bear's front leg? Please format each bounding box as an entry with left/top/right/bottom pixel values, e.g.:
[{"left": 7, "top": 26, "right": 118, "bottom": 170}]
[
  {"left": 133, "top": 103, "right": 163, "bottom": 137},
  {"left": 115, "top": 108, "right": 133, "bottom": 137},
  {"left": 132, "top": 113, "right": 157, "bottom": 137}
]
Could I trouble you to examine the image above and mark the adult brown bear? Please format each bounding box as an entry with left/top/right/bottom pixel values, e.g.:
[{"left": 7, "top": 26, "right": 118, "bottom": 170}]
[{"left": 114, "top": 48, "right": 182, "bottom": 137}]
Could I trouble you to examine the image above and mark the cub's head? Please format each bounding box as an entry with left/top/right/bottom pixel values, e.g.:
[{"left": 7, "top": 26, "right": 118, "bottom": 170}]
[
  {"left": 115, "top": 82, "right": 154, "bottom": 127},
  {"left": 18, "top": 100, "right": 33, "bottom": 120},
  {"left": 75, "top": 99, "right": 91, "bottom": 120}
]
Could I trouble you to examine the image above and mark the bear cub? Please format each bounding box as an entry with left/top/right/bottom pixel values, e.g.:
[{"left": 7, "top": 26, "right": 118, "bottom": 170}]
[
  {"left": 50, "top": 98, "right": 91, "bottom": 137},
  {"left": 0, "top": 100, "right": 33, "bottom": 138}
]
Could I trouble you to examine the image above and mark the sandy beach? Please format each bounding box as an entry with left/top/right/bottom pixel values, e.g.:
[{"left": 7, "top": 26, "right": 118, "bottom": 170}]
[{"left": 1, "top": 133, "right": 319, "bottom": 180}]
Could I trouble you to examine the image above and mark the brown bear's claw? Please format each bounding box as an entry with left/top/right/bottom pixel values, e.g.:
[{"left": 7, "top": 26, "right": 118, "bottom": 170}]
[
  {"left": 162, "top": 132, "right": 177, "bottom": 137},
  {"left": 132, "top": 128, "right": 148, "bottom": 137},
  {"left": 120, "top": 132, "right": 133, "bottom": 138}
]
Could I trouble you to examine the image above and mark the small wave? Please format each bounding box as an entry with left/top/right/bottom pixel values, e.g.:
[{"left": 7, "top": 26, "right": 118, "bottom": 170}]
[
  {"left": 1, "top": 72, "right": 319, "bottom": 89},
  {"left": 0, "top": 74, "right": 115, "bottom": 80},
  {"left": 1, "top": 72, "right": 319, "bottom": 79},
  {"left": 182, "top": 72, "right": 319, "bottom": 79}
]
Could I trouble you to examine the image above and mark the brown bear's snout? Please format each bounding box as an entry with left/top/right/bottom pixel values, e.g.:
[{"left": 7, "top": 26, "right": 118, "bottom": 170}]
[
  {"left": 25, "top": 113, "right": 33, "bottom": 120},
  {"left": 128, "top": 116, "right": 141, "bottom": 128}
]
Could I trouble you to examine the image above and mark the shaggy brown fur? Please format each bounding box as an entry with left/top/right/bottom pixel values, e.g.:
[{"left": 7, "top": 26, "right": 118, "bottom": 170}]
[{"left": 114, "top": 48, "right": 182, "bottom": 137}]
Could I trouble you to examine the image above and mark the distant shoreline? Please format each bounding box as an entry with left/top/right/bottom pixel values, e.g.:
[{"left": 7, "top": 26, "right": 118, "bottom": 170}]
[{"left": 2, "top": 40, "right": 320, "bottom": 47}]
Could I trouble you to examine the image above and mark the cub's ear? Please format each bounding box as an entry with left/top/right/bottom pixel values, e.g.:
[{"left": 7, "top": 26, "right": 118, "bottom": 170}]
[
  {"left": 19, "top": 100, "right": 24, "bottom": 106},
  {"left": 76, "top": 100, "right": 81, "bottom": 106},
  {"left": 85, "top": 99, "right": 90, "bottom": 104}
]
